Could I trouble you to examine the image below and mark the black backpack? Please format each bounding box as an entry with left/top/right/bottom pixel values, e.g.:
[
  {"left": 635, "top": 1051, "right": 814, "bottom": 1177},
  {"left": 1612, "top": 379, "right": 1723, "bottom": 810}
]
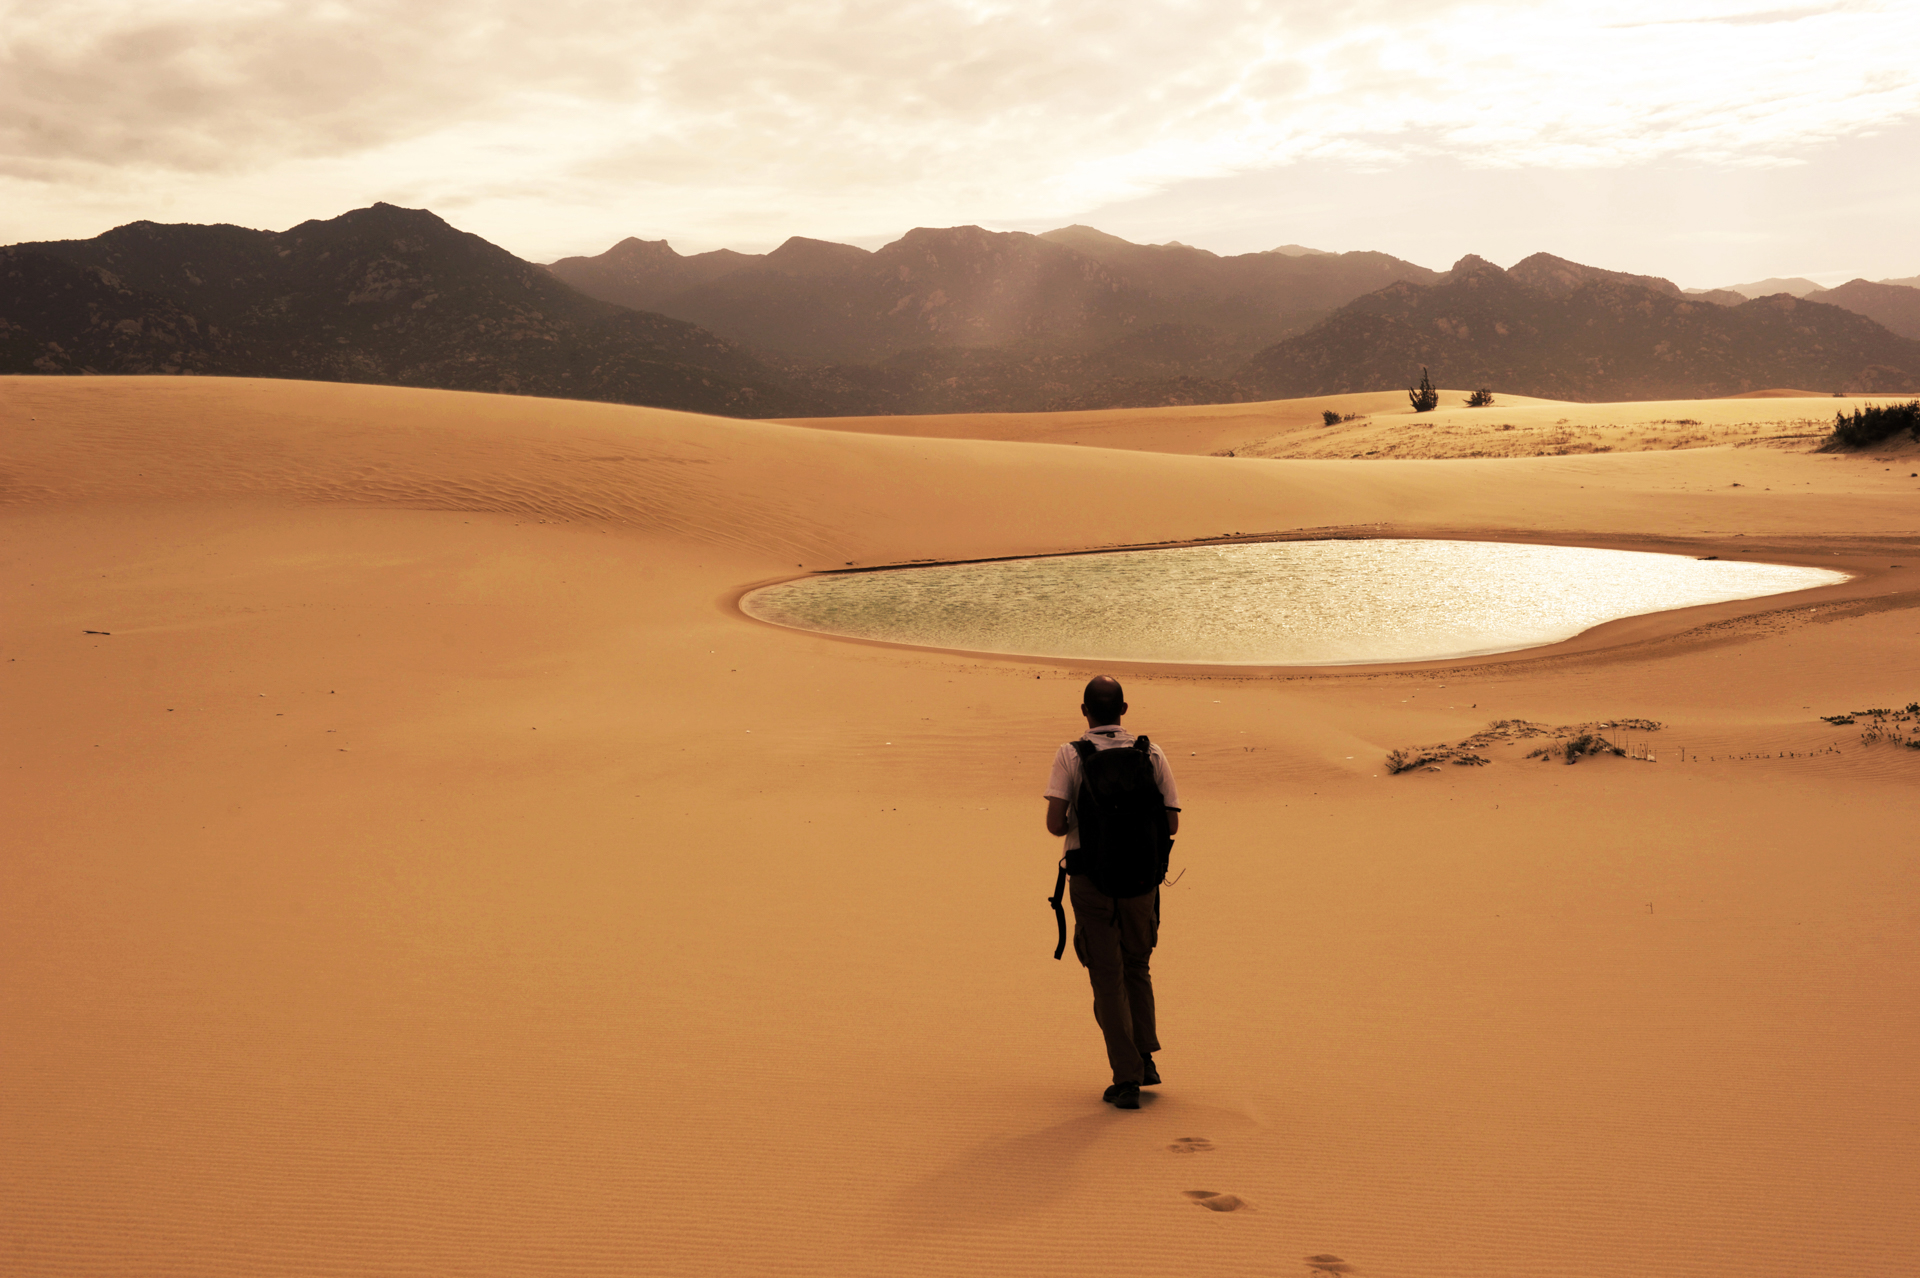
[{"left": 1066, "top": 736, "right": 1173, "bottom": 899}]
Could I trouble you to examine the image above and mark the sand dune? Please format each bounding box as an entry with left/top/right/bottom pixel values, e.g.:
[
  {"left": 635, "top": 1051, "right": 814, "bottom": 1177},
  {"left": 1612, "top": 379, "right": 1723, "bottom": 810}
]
[
  {"left": 777, "top": 390, "right": 1561, "bottom": 456},
  {"left": 4, "top": 375, "right": 1917, "bottom": 1278},
  {"left": 780, "top": 390, "right": 1918, "bottom": 463}
]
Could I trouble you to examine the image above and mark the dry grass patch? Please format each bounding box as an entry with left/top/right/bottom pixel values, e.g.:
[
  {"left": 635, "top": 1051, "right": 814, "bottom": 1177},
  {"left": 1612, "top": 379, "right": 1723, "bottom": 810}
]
[
  {"left": 1219, "top": 404, "right": 1852, "bottom": 461},
  {"left": 1387, "top": 718, "right": 1664, "bottom": 773},
  {"left": 1825, "top": 701, "right": 1920, "bottom": 749}
]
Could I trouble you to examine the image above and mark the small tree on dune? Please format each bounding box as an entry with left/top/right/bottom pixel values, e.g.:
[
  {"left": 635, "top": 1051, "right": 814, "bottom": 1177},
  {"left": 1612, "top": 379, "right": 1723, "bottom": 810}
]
[
  {"left": 1409, "top": 368, "right": 1438, "bottom": 413},
  {"left": 1466, "top": 388, "right": 1494, "bottom": 407},
  {"left": 1824, "top": 399, "right": 1920, "bottom": 449}
]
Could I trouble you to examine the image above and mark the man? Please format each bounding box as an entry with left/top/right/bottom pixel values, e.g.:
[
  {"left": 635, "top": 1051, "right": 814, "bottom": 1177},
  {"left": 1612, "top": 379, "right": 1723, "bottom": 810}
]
[{"left": 1044, "top": 675, "right": 1181, "bottom": 1110}]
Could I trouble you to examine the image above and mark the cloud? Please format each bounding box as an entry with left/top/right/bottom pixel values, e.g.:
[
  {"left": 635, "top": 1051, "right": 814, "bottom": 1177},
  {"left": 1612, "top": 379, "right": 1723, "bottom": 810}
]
[
  {"left": 2, "top": 0, "right": 1916, "bottom": 255},
  {"left": 1607, "top": 4, "right": 1858, "bottom": 27}
]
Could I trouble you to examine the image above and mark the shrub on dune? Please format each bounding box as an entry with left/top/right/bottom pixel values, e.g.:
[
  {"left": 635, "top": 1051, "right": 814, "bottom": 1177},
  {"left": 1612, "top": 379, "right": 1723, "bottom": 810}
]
[
  {"left": 1408, "top": 368, "right": 1439, "bottom": 413},
  {"left": 1822, "top": 399, "right": 1919, "bottom": 449},
  {"left": 1385, "top": 746, "right": 1442, "bottom": 774}
]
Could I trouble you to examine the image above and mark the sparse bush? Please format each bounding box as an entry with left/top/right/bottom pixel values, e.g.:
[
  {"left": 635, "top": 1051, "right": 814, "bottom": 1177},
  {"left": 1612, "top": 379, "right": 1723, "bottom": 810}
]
[
  {"left": 1823, "top": 400, "right": 1920, "bottom": 449},
  {"left": 1409, "top": 368, "right": 1438, "bottom": 413},
  {"left": 1465, "top": 388, "right": 1495, "bottom": 407},
  {"left": 1385, "top": 747, "right": 1442, "bottom": 774},
  {"left": 1558, "top": 733, "right": 1622, "bottom": 764},
  {"left": 1322, "top": 409, "right": 1342, "bottom": 426}
]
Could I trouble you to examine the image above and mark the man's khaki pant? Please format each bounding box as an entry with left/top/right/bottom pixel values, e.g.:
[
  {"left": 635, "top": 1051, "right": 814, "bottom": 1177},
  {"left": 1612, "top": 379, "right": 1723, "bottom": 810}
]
[{"left": 1069, "top": 875, "right": 1160, "bottom": 1085}]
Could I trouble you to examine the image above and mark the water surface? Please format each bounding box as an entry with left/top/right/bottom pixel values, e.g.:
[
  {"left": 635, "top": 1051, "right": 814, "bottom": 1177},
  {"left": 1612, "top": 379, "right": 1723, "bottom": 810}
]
[{"left": 742, "top": 539, "right": 1847, "bottom": 665}]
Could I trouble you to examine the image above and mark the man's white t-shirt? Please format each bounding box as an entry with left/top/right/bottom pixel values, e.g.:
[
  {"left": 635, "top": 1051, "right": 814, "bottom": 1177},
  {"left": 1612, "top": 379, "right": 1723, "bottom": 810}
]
[{"left": 1044, "top": 725, "right": 1181, "bottom": 852}]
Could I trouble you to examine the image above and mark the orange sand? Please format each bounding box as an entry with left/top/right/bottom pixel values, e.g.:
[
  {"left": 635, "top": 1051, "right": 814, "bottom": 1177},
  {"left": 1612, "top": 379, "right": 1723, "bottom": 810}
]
[{"left": 3, "top": 376, "right": 1917, "bottom": 1278}]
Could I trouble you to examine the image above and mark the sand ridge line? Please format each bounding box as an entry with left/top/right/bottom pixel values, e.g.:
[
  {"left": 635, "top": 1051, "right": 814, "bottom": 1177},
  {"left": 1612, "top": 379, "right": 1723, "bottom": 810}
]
[
  {"left": 810, "top": 523, "right": 1398, "bottom": 574},
  {"left": 780, "top": 390, "right": 1920, "bottom": 463}
]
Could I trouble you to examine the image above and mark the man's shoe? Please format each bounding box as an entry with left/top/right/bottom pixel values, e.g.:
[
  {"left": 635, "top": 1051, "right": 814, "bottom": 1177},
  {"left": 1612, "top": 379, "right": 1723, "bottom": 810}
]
[
  {"left": 1102, "top": 1082, "right": 1141, "bottom": 1109},
  {"left": 1141, "top": 1055, "right": 1161, "bottom": 1087}
]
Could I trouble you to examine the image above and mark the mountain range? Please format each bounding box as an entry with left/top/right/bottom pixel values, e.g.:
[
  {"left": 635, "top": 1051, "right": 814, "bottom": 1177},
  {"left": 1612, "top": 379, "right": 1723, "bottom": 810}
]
[
  {"left": 1693, "top": 276, "right": 1826, "bottom": 299},
  {"left": 548, "top": 225, "right": 1441, "bottom": 364},
  {"left": 2, "top": 206, "right": 827, "bottom": 416},
  {"left": 6, "top": 204, "right": 1917, "bottom": 417},
  {"left": 1234, "top": 254, "right": 1920, "bottom": 400},
  {"left": 1799, "top": 279, "right": 1920, "bottom": 341}
]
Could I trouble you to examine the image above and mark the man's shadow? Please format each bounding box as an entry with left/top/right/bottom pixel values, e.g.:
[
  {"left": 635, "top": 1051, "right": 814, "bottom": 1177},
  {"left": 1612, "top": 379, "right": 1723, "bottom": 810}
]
[{"left": 885, "top": 1105, "right": 1146, "bottom": 1233}]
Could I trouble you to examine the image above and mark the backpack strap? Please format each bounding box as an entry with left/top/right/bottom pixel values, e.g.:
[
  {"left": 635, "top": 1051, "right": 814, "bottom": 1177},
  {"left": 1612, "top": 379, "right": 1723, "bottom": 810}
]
[
  {"left": 1133, "top": 736, "right": 1151, "bottom": 753},
  {"left": 1047, "top": 858, "right": 1068, "bottom": 960},
  {"left": 1069, "top": 739, "right": 1097, "bottom": 806},
  {"left": 1056, "top": 741, "right": 1098, "bottom": 949}
]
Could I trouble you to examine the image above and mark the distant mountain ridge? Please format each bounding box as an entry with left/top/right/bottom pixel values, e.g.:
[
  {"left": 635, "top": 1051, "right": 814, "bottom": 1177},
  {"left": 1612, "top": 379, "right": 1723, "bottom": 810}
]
[
  {"left": 8, "top": 205, "right": 1918, "bottom": 415},
  {"left": 548, "top": 224, "right": 1441, "bottom": 365},
  {"left": 546, "top": 235, "right": 870, "bottom": 314},
  {"left": 1502, "top": 253, "right": 1682, "bottom": 299},
  {"left": 662, "top": 225, "right": 1149, "bottom": 362},
  {"left": 2, "top": 206, "right": 827, "bottom": 416},
  {"left": 1684, "top": 288, "right": 1752, "bottom": 307},
  {"left": 1802, "top": 279, "right": 1920, "bottom": 340},
  {"left": 1032, "top": 226, "right": 1442, "bottom": 344},
  {"left": 1703, "top": 276, "right": 1827, "bottom": 299},
  {"left": 1235, "top": 253, "right": 1920, "bottom": 400}
]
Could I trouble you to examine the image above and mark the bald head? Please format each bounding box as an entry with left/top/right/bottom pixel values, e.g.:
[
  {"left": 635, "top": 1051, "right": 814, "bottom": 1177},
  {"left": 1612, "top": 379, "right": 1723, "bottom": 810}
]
[{"left": 1081, "top": 675, "right": 1126, "bottom": 726}]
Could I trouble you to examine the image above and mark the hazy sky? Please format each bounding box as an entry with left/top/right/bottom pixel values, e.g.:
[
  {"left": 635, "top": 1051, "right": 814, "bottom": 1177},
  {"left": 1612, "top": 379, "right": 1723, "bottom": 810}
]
[{"left": 5, "top": 0, "right": 1917, "bottom": 287}]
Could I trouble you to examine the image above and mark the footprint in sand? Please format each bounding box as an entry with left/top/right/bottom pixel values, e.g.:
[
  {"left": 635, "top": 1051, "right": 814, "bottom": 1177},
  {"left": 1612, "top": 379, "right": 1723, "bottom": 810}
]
[
  {"left": 1305, "top": 1255, "right": 1357, "bottom": 1275},
  {"left": 1166, "top": 1136, "right": 1214, "bottom": 1154},
  {"left": 1182, "top": 1189, "right": 1250, "bottom": 1212}
]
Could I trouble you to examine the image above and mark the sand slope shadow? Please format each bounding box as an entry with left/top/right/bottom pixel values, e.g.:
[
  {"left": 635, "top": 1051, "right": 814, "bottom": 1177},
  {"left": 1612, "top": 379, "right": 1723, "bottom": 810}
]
[{"left": 887, "top": 1112, "right": 1116, "bottom": 1232}]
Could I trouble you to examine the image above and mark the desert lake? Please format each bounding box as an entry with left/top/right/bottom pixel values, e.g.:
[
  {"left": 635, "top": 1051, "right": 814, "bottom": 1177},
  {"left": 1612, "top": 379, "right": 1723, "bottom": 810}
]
[{"left": 742, "top": 539, "right": 1850, "bottom": 665}]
